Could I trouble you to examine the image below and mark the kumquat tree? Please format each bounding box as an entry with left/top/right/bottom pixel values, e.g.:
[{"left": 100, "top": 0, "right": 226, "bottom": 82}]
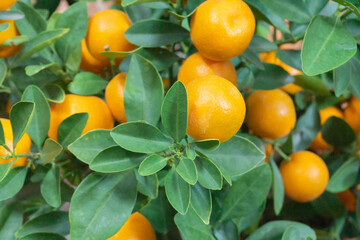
[{"left": 0, "top": 0, "right": 360, "bottom": 239}]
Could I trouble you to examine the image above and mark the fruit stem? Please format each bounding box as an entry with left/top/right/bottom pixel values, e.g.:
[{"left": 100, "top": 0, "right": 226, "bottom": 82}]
[{"left": 274, "top": 146, "right": 291, "bottom": 162}]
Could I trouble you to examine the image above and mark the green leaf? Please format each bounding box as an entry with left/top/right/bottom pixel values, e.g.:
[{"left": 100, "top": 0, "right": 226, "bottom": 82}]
[
  {"left": 124, "top": 54, "right": 163, "bottom": 125},
  {"left": 13, "top": 2, "right": 47, "bottom": 37},
  {"left": 248, "top": 35, "right": 277, "bottom": 52},
  {"left": 322, "top": 116, "right": 356, "bottom": 148},
  {"left": 214, "top": 220, "right": 239, "bottom": 240},
  {"left": 70, "top": 171, "right": 137, "bottom": 240},
  {"left": 233, "top": 204, "right": 264, "bottom": 233},
  {"left": 294, "top": 75, "right": 331, "bottom": 97},
  {"left": 25, "top": 63, "right": 57, "bottom": 76},
  {"left": 0, "top": 10, "right": 24, "bottom": 20},
  {"left": 269, "top": 156, "right": 284, "bottom": 215},
  {"left": 161, "top": 81, "right": 188, "bottom": 142},
  {"left": 0, "top": 23, "right": 9, "bottom": 32},
  {"left": 90, "top": 146, "right": 144, "bottom": 173},
  {"left": 138, "top": 154, "right": 168, "bottom": 176},
  {"left": 40, "top": 139, "right": 63, "bottom": 165},
  {"left": 21, "top": 85, "right": 51, "bottom": 148},
  {"left": 301, "top": 16, "right": 357, "bottom": 76},
  {"left": 348, "top": 51, "right": 360, "bottom": 99},
  {"left": 327, "top": 157, "right": 359, "bottom": 193},
  {"left": 276, "top": 50, "right": 302, "bottom": 72},
  {"left": 165, "top": 167, "right": 190, "bottom": 214},
  {"left": 13, "top": 29, "right": 69, "bottom": 64},
  {"left": 9, "top": 101, "right": 35, "bottom": 147},
  {"left": 0, "top": 204, "right": 23, "bottom": 240},
  {"left": 174, "top": 208, "right": 216, "bottom": 240},
  {"left": 135, "top": 170, "right": 158, "bottom": 199},
  {"left": 333, "top": 0, "right": 360, "bottom": 19},
  {"left": 134, "top": 47, "right": 181, "bottom": 71},
  {"left": 68, "top": 72, "right": 107, "bottom": 96},
  {"left": 190, "top": 183, "right": 212, "bottom": 224},
  {"left": 0, "top": 60, "right": 7, "bottom": 86},
  {"left": 193, "top": 139, "right": 220, "bottom": 153},
  {"left": 57, "top": 113, "right": 89, "bottom": 149},
  {"left": 253, "top": 63, "right": 294, "bottom": 90},
  {"left": 0, "top": 35, "right": 28, "bottom": 47},
  {"left": 125, "top": 19, "right": 189, "bottom": 47},
  {"left": 242, "top": 48, "right": 264, "bottom": 70},
  {"left": 100, "top": 47, "right": 142, "bottom": 59},
  {"left": 357, "top": 189, "right": 360, "bottom": 229},
  {"left": 42, "top": 84, "right": 65, "bottom": 103},
  {"left": 0, "top": 167, "right": 27, "bottom": 201},
  {"left": 16, "top": 211, "right": 69, "bottom": 238},
  {"left": 176, "top": 157, "right": 197, "bottom": 185},
  {"left": 68, "top": 130, "right": 117, "bottom": 164},
  {"left": 220, "top": 164, "right": 272, "bottom": 221},
  {"left": 0, "top": 162, "right": 14, "bottom": 182},
  {"left": 55, "top": 2, "right": 88, "bottom": 64},
  {"left": 247, "top": 220, "right": 316, "bottom": 240},
  {"left": 18, "top": 233, "right": 66, "bottom": 240},
  {"left": 111, "top": 121, "right": 172, "bottom": 154},
  {"left": 0, "top": 120, "right": 5, "bottom": 146},
  {"left": 122, "top": 0, "right": 167, "bottom": 7},
  {"left": 194, "top": 157, "right": 222, "bottom": 190},
  {"left": 41, "top": 165, "right": 61, "bottom": 208}
]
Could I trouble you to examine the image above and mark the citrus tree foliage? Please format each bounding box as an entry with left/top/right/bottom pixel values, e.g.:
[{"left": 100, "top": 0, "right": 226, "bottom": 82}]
[{"left": 0, "top": 0, "right": 359, "bottom": 240}]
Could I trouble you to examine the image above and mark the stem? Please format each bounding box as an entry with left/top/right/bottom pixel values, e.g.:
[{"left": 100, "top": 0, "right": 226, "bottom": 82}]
[{"left": 274, "top": 146, "right": 291, "bottom": 162}]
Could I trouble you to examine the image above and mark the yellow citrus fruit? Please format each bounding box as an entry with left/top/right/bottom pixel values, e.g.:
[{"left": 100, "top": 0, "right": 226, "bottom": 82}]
[
  {"left": 105, "top": 73, "right": 127, "bottom": 123},
  {"left": 344, "top": 96, "right": 360, "bottom": 134},
  {"left": 107, "top": 212, "right": 156, "bottom": 240},
  {"left": 178, "top": 52, "right": 237, "bottom": 86},
  {"left": 260, "top": 51, "right": 302, "bottom": 95},
  {"left": 280, "top": 151, "right": 329, "bottom": 203},
  {"left": 309, "top": 106, "right": 343, "bottom": 151},
  {"left": 0, "top": 0, "right": 17, "bottom": 11},
  {"left": 80, "top": 39, "right": 107, "bottom": 74},
  {"left": 0, "top": 118, "right": 31, "bottom": 167},
  {"left": 0, "top": 19, "right": 22, "bottom": 58},
  {"left": 86, "top": 9, "right": 135, "bottom": 62},
  {"left": 186, "top": 75, "right": 246, "bottom": 142},
  {"left": 190, "top": 0, "right": 255, "bottom": 61},
  {"left": 48, "top": 94, "right": 114, "bottom": 141},
  {"left": 337, "top": 189, "right": 356, "bottom": 212},
  {"left": 246, "top": 89, "right": 296, "bottom": 140}
]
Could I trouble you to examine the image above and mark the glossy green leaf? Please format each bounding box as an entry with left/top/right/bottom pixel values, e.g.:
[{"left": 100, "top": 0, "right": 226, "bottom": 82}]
[
  {"left": 122, "top": 0, "right": 167, "bottom": 7},
  {"left": 135, "top": 170, "right": 158, "bottom": 199},
  {"left": 70, "top": 171, "right": 137, "bottom": 240},
  {"left": 68, "top": 130, "right": 117, "bottom": 164},
  {"left": 277, "top": 50, "right": 302, "bottom": 72},
  {"left": 0, "top": 167, "right": 27, "bottom": 201},
  {"left": 194, "top": 157, "right": 222, "bottom": 190},
  {"left": 40, "top": 139, "right": 63, "bottom": 165},
  {"left": 0, "top": 60, "right": 7, "bottom": 86},
  {"left": 135, "top": 47, "right": 181, "bottom": 71},
  {"left": 68, "top": 72, "right": 107, "bottom": 96},
  {"left": 16, "top": 211, "right": 69, "bottom": 238},
  {"left": 165, "top": 167, "right": 190, "bottom": 214},
  {"left": 302, "top": 16, "right": 357, "bottom": 76},
  {"left": 42, "top": 84, "right": 65, "bottom": 103},
  {"left": 161, "top": 81, "right": 188, "bottom": 142},
  {"left": 41, "top": 165, "right": 61, "bottom": 208},
  {"left": 294, "top": 75, "right": 331, "bottom": 97},
  {"left": 249, "top": 35, "right": 277, "bottom": 52},
  {"left": 322, "top": 116, "right": 356, "bottom": 148},
  {"left": 193, "top": 139, "right": 220, "bottom": 153},
  {"left": 347, "top": 51, "right": 360, "bottom": 99},
  {"left": 0, "top": 204, "right": 23, "bottom": 240},
  {"left": 176, "top": 157, "right": 197, "bottom": 185},
  {"left": 19, "top": 233, "right": 66, "bottom": 240},
  {"left": 269, "top": 156, "right": 284, "bottom": 215},
  {"left": 13, "top": 2, "right": 47, "bottom": 37},
  {"left": 0, "top": 162, "right": 14, "bottom": 183},
  {"left": 111, "top": 121, "right": 172, "bottom": 153},
  {"left": 138, "top": 154, "right": 168, "bottom": 176},
  {"left": 190, "top": 183, "right": 211, "bottom": 224},
  {"left": 58, "top": 113, "right": 89, "bottom": 149},
  {"left": 9, "top": 101, "right": 35, "bottom": 147},
  {"left": 253, "top": 63, "right": 294, "bottom": 90},
  {"left": 221, "top": 164, "right": 271, "bottom": 221},
  {"left": 327, "top": 157, "right": 359, "bottom": 193},
  {"left": 214, "top": 220, "right": 239, "bottom": 240},
  {"left": 0, "top": 10, "right": 24, "bottom": 20},
  {"left": 333, "top": 0, "right": 360, "bottom": 18},
  {"left": 124, "top": 54, "right": 163, "bottom": 125},
  {"left": 21, "top": 85, "right": 51, "bottom": 148},
  {"left": 0, "top": 23, "right": 9, "bottom": 32},
  {"left": 0, "top": 121, "right": 5, "bottom": 146},
  {"left": 90, "top": 146, "right": 144, "bottom": 173},
  {"left": 125, "top": 19, "right": 189, "bottom": 47},
  {"left": 25, "top": 63, "right": 57, "bottom": 76}
]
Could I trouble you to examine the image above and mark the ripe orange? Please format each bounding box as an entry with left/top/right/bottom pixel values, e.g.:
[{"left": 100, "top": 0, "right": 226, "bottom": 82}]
[
  {"left": 107, "top": 212, "right": 156, "bottom": 240},
  {"left": 178, "top": 52, "right": 237, "bottom": 86},
  {"left": 260, "top": 51, "right": 303, "bottom": 95},
  {"left": 186, "top": 75, "right": 246, "bottom": 143},
  {"left": 48, "top": 94, "right": 114, "bottom": 141},
  {"left": 190, "top": 0, "right": 255, "bottom": 61},
  {"left": 0, "top": 0, "right": 17, "bottom": 11},
  {"left": 80, "top": 39, "right": 107, "bottom": 74},
  {"left": 0, "top": 19, "right": 22, "bottom": 58},
  {"left": 0, "top": 118, "right": 31, "bottom": 167},
  {"left": 337, "top": 189, "right": 356, "bottom": 212},
  {"left": 86, "top": 9, "right": 135, "bottom": 62},
  {"left": 246, "top": 89, "right": 296, "bottom": 140},
  {"left": 309, "top": 106, "right": 343, "bottom": 151},
  {"left": 105, "top": 73, "right": 127, "bottom": 123},
  {"left": 280, "top": 151, "right": 329, "bottom": 203},
  {"left": 344, "top": 96, "right": 360, "bottom": 134}
]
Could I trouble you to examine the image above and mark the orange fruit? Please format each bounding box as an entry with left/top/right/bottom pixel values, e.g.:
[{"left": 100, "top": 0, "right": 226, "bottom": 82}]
[
  {"left": 264, "top": 143, "right": 273, "bottom": 163},
  {"left": 86, "top": 9, "right": 135, "bottom": 62},
  {"left": 344, "top": 96, "right": 360, "bottom": 134},
  {"left": 48, "top": 94, "right": 114, "bottom": 141},
  {"left": 107, "top": 212, "right": 156, "bottom": 240},
  {"left": 260, "top": 51, "right": 303, "bottom": 95},
  {"left": 80, "top": 39, "right": 107, "bottom": 74},
  {"left": 0, "top": 19, "right": 22, "bottom": 58},
  {"left": 246, "top": 89, "right": 296, "bottom": 140},
  {"left": 0, "top": 0, "right": 17, "bottom": 11},
  {"left": 105, "top": 73, "right": 127, "bottom": 123},
  {"left": 186, "top": 75, "right": 246, "bottom": 143},
  {"left": 337, "top": 189, "right": 356, "bottom": 212},
  {"left": 280, "top": 151, "right": 329, "bottom": 203},
  {"left": 178, "top": 52, "right": 237, "bottom": 86},
  {"left": 309, "top": 106, "right": 343, "bottom": 151},
  {"left": 0, "top": 118, "right": 31, "bottom": 167},
  {"left": 190, "top": 0, "right": 255, "bottom": 61}
]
